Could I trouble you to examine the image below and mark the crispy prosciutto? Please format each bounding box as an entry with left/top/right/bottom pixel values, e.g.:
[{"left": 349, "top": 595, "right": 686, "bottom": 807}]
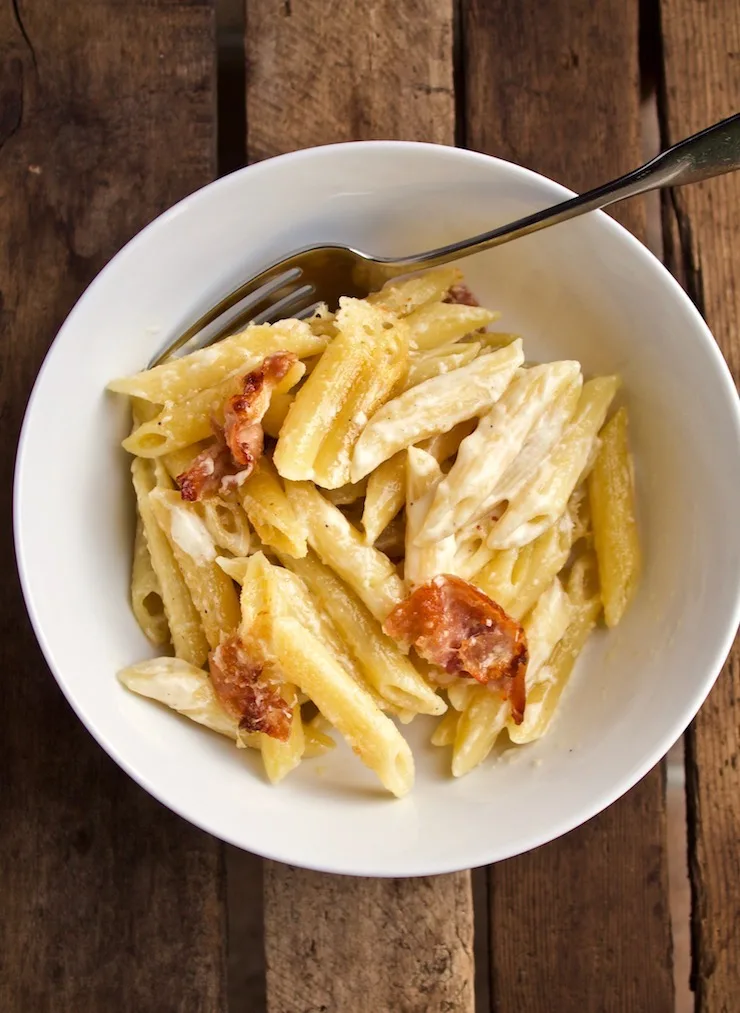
[
  {"left": 383, "top": 575, "right": 529, "bottom": 723},
  {"left": 443, "top": 283, "right": 480, "bottom": 307},
  {"left": 177, "top": 351, "right": 297, "bottom": 500},
  {"left": 209, "top": 634, "right": 292, "bottom": 740}
]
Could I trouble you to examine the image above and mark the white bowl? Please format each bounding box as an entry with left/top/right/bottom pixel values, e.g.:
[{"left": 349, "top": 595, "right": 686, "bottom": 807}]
[{"left": 15, "top": 142, "right": 740, "bottom": 877}]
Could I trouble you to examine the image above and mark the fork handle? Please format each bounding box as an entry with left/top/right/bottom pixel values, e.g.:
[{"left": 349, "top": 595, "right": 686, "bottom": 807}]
[{"left": 389, "top": 112, "right": 740, "bottom": 270}]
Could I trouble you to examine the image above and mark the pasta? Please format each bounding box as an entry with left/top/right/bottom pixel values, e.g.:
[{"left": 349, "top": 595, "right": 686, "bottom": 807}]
[
  {"left": 350, "top": 340, "right": 524, "bottom": 482},
  {"left": 284, "top": 480, "right": 404, "bottom": 621},
  {"left": 131, "top": 517, "right": 169, "bottom": 647},
  {"left": 589, "top": 407, "right": 641, "bottom": 627},
  {"left": 111, "top": 268, "right": 641, "bottom": 793},
  {"left": 131, "top": 457, "right": 208, "bottom": 666}
]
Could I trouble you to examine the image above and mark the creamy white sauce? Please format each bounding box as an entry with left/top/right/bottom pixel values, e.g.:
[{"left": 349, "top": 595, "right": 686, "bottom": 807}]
[{"left": 170, "top": 507, "right": 217, "bottom": 563}]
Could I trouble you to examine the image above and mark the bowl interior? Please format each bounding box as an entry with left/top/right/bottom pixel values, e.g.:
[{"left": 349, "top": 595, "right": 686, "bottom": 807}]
[{"left": 15, "top": 142, "right": 740, "bottom": 875}]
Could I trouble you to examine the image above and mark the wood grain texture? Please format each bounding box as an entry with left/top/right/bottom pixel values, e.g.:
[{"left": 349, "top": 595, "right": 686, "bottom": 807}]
[
  {"left": 658, "top": 2, "right": 740, "bottom": 1009},
  {"left": 247, "top": 5, "right": 473, "bottom": 1011},
  {"left": 245, "top": 0, "right": 455, "bottom": 160},
  {"left": 463, "top": 1, "right": 674, "bottom": 1009},
  {"left": 264, "top": 864, "right": 474, "bottom": 1013},
  {"left": 0, "top": 2, "right": 225, "bottom": 1011}
]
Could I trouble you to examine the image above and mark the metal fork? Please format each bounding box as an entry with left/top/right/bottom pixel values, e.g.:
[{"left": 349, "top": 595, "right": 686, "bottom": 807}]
[{"left": 151, "top": 112, "right": 740, "bottom": 367}]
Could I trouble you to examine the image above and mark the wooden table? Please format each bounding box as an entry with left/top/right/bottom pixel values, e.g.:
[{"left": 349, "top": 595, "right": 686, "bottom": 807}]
[{"left": 1, "top": 1, "right": 738, "bottom": 1010}]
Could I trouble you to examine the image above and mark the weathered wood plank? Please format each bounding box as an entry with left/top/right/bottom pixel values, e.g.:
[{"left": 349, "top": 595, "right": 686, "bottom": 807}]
[
  {"left": 462, "top": 1, "right": 674, "bottom": 1009},
  {"left": 246, "top": 0, "right": 455, "bottom": 160},
  {"left": 658, "top": 2, "right": 740, "bottom": 1009},
  {"left": 0, "top": 3, "right": 225, "bottom": 1011},
  {"left": 264, "top": 864, "right": 474, "bottom": 1013},
  {"left": 246, "top": 3, "right": 473, "bottom": 1010}
]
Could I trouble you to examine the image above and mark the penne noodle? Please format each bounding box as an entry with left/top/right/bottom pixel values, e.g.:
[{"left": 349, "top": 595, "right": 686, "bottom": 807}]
[
  {"left": 418, "top": 361, "right": 580, "bottom": 543},
  {"left": 279, "top": 550, "right": 445, "bottom": 717},
  {"left": 109, "top": 318, "right": 325, "bottom": 402},
  {"left": 418, "top": 418, "right": 477, "bottom": 463},
  {"left": 123, "top": 359, "right": 305, "bottom": 458},
  {"left": 131, "top": 458, "right": 208, "bottom": 666},
  {"left": 131, "top": 516, "right": 170, "bottom": 647},
  {"left": 404, "top": 448, "right": 456, "bottom": 589},
  {"left": 402, "top": 343, "right": 480, "bottom": 390},
  {"left": 589, "top": 407, "right": 640, "bottom": 627},
  {"left": 118, "top": 657, "right": 238, "bottom": 739},
  {"left": 521, "top": 577, "right": 572, "bottom": 686},
  {"left": 201, "top": 496, "right": 252, "bottom": 557},
  {"left": 430, "top": 707, "right": 460, "bottom": 747},
  {"left": 367, "top": 267, "right": 463, "bottom": 316},
  {"left": 216, "top": 555, "right": 250, "bottom": 584},
  {"left": 259, "top": 689, "right": 305, "bottom": 783},
  {"left": 452, "top": 687, "right": 510, "bottom": 777},
  {"left": 487, "top": 375, "right": 620, "bottom": 549},
  {"left": 468, "top": 372, "right": 583, "bottom": 529},
  {"left": 149, "top": 489, "right": 241, "bottom": 649},
  {"left": 311, "top": 302, "right": 409, "bottom": 489},
  {"left": 509, "top": 556, "right": 602, "bottom": 744},
  {"left": 303, "top": 714, "right": 337, "bottom": 758},
  {"left": 262, "top": 390, "right": 295, "bottom": 439},
  {"left": 350, "top": 340, "right": 524, "bottom": 482},
  {"left": 274, "top": 299, "right": 404, "bottom": 483},
  {"left": 271, "top": 617, "right": 415, "bottom": 796},
  {"left": 406, "top": 301, "right": 498, "bottom": 351},
  {"left": 284, "top": 480, "right": 404, "bottom": 620},
  {"left": 362, "top": 452, "right": 406, "bottom": 545},
  {"left": 473, "top": 502, "right": 578, "bottom": 620},
  {"left": 162, "top": 441, "right": 209, "bottom": 483},
  {"left": 240, "top": 456, "right": 308, "bottom": 558}
]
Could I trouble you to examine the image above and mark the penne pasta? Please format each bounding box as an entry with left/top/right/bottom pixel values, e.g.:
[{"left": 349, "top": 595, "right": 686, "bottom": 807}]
[
  {"left": 111, "top": 267, "right": 641, "bottom": 791},
  {"left": 284, "top": 480, "right": 404, "bottom": 620},
  {"left": 118, "top": 657, "right": 238, "bottom": 739},
  {"left": 262, "top": 390, "right": 295, "bottom": 439},
  {"left": 279, "top": 549, "right": 445, "bottom": 717},
  {"left": 162, "top": 441, "right": 209, "bottom": 483},
  {"left": 240, "top": 456, "right": 308, "bottom": 558},
  {"left": 406, "top": 301, "right": 498, "bottom": 351},
  {"left": 362, "top": 452, "right": 406, "bottom": 545},
  {"left": 201, "top": 496, "right": 252, "bottom": 557},
  {"left": 452, "top": 687, "right": 510, "bottom": 777},
  {"left": 274, "top": 299, "right": 405, "bottom": 483},
  {"left": 473, "top": 503, "right": 578, "bottom": 620},
  {"left": 367, "top": 267, "right": 463, "bottom": 316},
  {"left": 124, "top": 359, "right": 305, "bottom": 458},
  {"left": 131, "top": 515, "right": 170, "bottom": 647},
  {"left": 259, "top": 688, "right": 305, "bottom": 783},
  {"left": 589, "top": 407, "right": 640, "bottom": 627},
  {"left": 131, "top": 457, "right": 208, "bottom": 666},
  {"left": 418, "top": 361, "right": 580, "bottom": 543},
  {"left": 430, "top": 707, "right": 460, "bottom": 747},
  {"left": 509, "top": 555, "right": 602, "bottom": 744},
  {"left": 487, "top": 375, "right": 620, "bottom": 549},
  {"left": 270, "top": 617, "right": 415, "bottom": 796},
  {"left": 303, "top": 713, "right": 337, "bottom": 758},
  {"left": 109, "top": 318, "right": 325, "bottom": 402},
  {"left": 468, "top": 372, "right": 583, "bottom": 529},
  {"left": 149, "top": 488, "right": 241, "bottom": 649},
  {"left": 311, "top": 303, "right": 409, "bottom": 488},
  {"left": 404, "top": 448, "right": 456, "bottom": 589},
  {"left": 402, "top": 343, "right": 480, "bottom": 390},
  {"left": 350, "top": 340, "right": 524, "bottom": 482}
]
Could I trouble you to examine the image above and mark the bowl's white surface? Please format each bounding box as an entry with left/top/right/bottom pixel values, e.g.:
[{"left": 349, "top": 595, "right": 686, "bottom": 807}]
[{"left": 14, "top": 142, "right": 740, "bottom": 876}]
